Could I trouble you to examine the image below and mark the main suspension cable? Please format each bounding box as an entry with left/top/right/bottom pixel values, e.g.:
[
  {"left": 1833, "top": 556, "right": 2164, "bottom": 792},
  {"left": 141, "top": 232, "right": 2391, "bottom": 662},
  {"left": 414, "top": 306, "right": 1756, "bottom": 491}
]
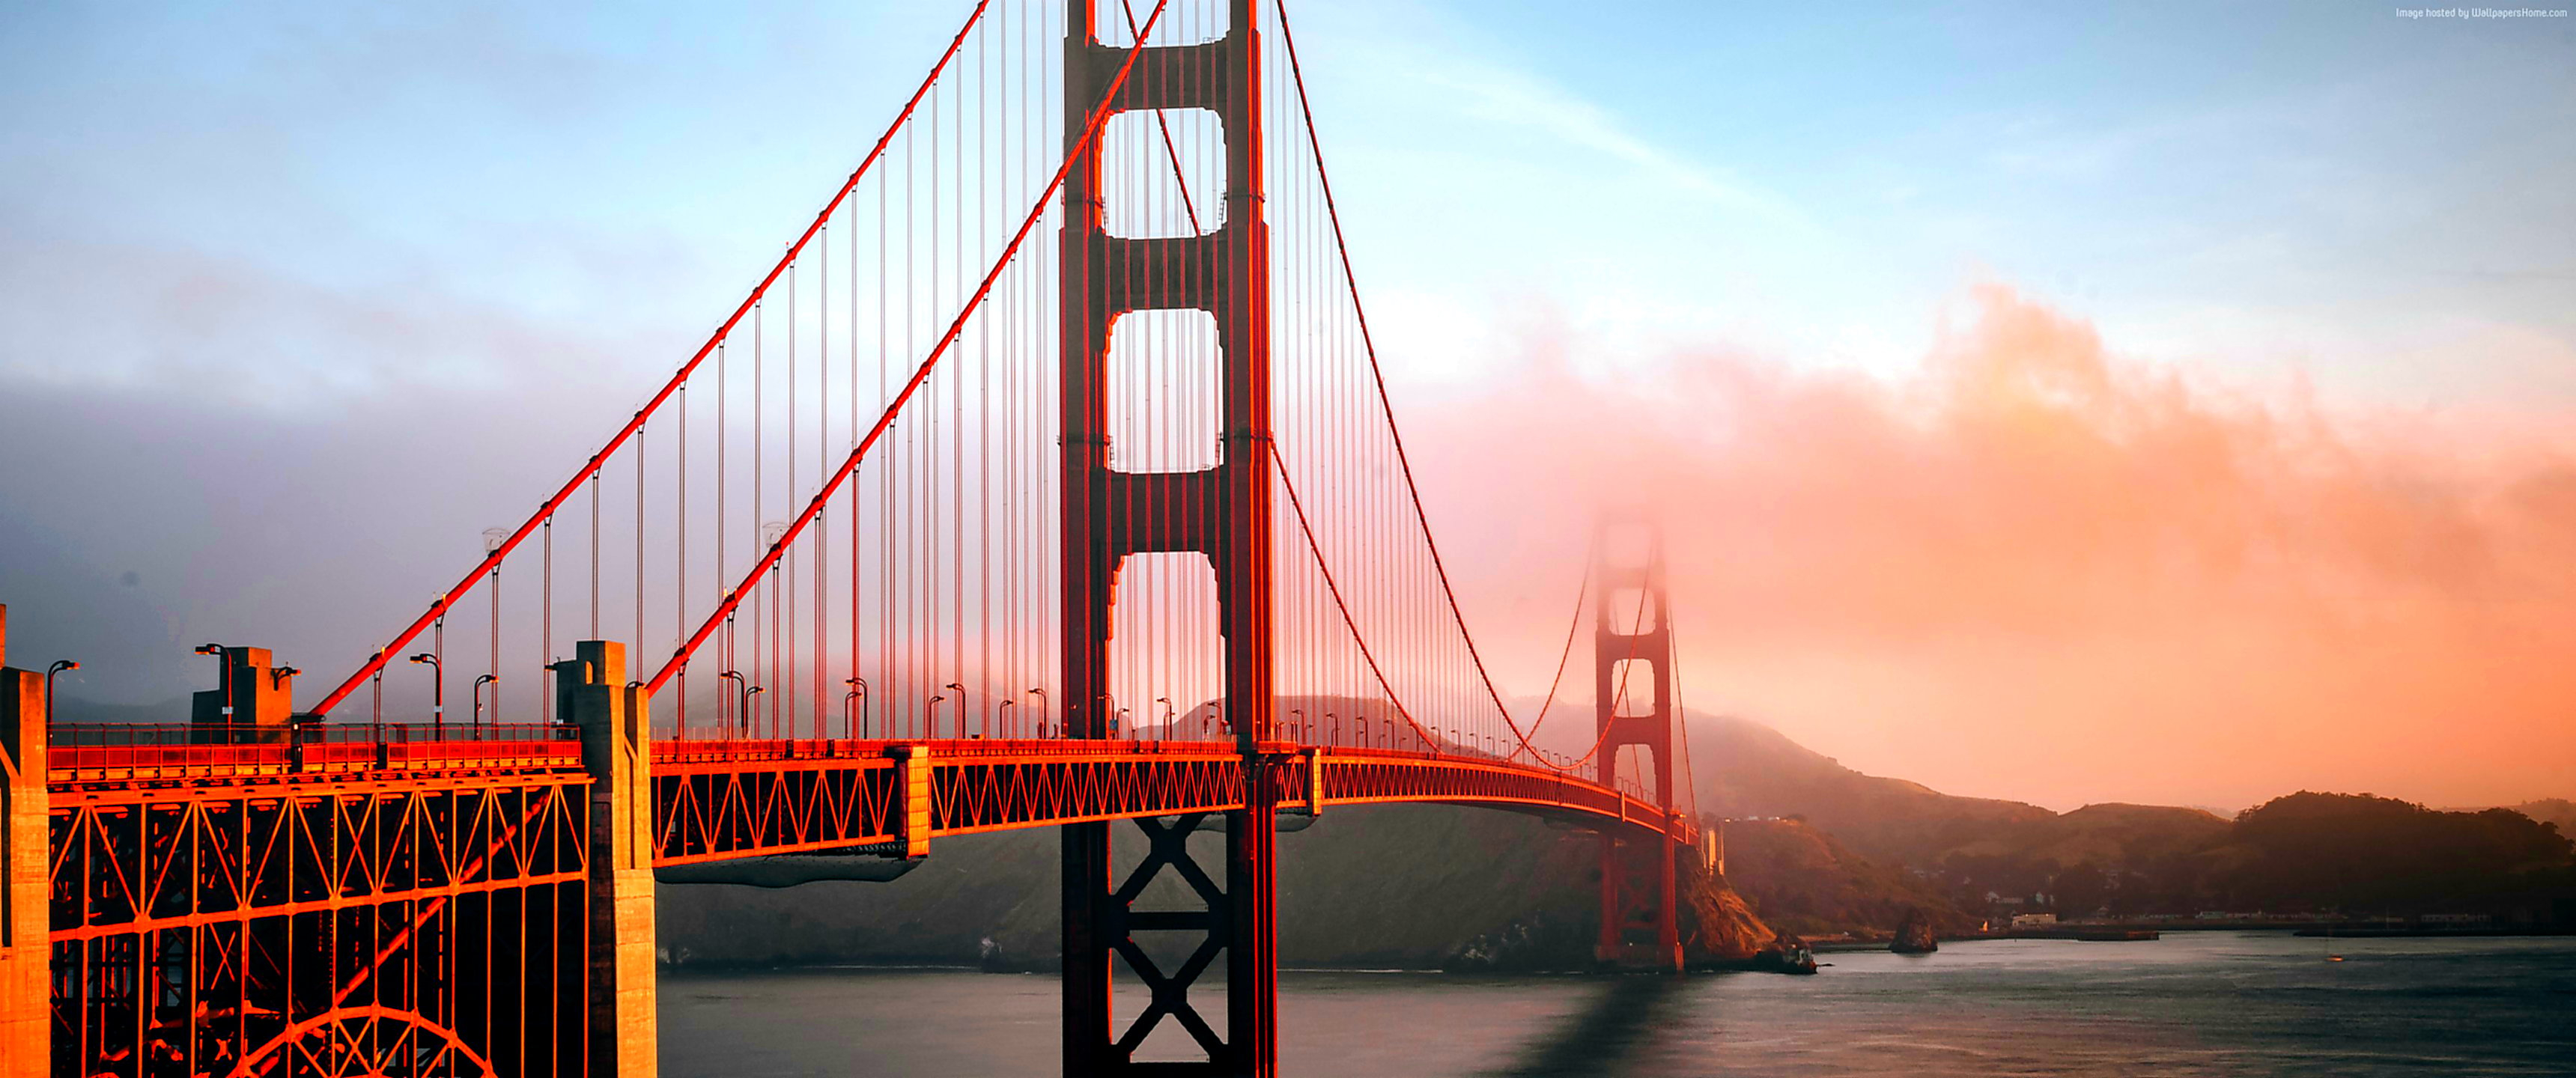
[
  {"left": 312, "top": 0, "right": 999, "bottom": 718},
  {"left": 647, "top": 0, "right": 1182, "bottom": 693},
  {"left": 1274, "top": 1, "right": 1543, "bottom": 749}
]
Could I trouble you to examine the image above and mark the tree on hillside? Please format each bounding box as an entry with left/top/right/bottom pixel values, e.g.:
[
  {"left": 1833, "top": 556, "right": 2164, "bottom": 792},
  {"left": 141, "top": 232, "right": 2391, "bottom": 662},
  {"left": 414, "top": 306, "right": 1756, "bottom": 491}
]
[
  {"left": 2225, "top": 792, "right": 2575, "bottom": 914},
  {"left": 2050, "top": 862, "right": 2111, "bottom": 916}
]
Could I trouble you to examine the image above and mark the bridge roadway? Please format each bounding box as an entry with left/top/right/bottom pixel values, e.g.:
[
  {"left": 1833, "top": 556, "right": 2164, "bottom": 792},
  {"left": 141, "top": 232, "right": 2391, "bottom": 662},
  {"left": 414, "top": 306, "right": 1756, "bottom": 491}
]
[
  {"left": 0, "top": 0, "right": 1720, "bottom": 1071},
  {"left": 43, "top": 731, "right": 1689, "bottom": 868},
  {"left": 21, "top": 713, "right": 1691, "bottom": 1078}
]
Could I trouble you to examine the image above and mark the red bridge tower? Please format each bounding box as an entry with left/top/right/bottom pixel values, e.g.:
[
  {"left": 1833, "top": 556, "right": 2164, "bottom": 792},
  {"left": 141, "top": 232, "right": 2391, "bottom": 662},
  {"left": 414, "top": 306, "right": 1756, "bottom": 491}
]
[
  {"left": 1059, "top": 1, "right": 1281, "bottom": 1074},
  {"left": 1594, "top": 522, "right": 1683, "bottom": 970}
]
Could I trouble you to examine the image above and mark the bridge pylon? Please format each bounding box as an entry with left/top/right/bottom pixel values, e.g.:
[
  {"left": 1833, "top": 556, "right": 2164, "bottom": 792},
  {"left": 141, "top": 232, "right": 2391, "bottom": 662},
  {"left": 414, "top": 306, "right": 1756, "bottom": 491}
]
[
  {"left": 1, "top": 606, "right": 49, "bottom": 1078},
  {"left": 1592, "top": 522, "right": 1684, "bottom": 971},
  {"left": 556, "top": 639, "right": 659, "bottom": 1078},
  {"left": 187, "top": 642, "right": 297, "bottom": 741},
  {"left": 1059, "top": 1, "right": 1279, "bottom": 1074}
]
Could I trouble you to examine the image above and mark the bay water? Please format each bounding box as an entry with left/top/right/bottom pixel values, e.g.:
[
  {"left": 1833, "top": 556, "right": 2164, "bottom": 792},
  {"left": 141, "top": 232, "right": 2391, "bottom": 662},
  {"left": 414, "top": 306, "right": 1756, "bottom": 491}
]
[{"left": 661, "top": 932, "right": 2576, "bottom": 1076}]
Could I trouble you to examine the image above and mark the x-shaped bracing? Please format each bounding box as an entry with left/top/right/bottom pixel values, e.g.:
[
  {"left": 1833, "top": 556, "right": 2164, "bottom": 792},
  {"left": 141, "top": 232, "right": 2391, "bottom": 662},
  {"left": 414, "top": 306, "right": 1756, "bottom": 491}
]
[{"left": 1110, "top": 812, "right": 1233, "bottom": 1059}]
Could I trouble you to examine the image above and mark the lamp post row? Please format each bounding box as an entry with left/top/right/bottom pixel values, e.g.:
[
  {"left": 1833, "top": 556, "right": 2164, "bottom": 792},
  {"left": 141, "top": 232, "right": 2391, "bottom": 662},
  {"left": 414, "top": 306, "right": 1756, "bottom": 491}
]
[{"left": 71, "top": 642, "right": 1116, "bottom": 746}]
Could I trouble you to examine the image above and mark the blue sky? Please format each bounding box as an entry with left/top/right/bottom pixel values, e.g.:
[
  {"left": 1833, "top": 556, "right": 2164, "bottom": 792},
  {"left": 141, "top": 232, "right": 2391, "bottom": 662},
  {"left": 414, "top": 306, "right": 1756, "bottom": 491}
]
[
  {"left": 2, "top": 1, "right": 2573, "bottom": 807},
  {"left": 1325, "top": 0, "right": 2575, "bottom": 403},
  {"left": 3, "top": 0, "right": 2568, "bottom": 411}
]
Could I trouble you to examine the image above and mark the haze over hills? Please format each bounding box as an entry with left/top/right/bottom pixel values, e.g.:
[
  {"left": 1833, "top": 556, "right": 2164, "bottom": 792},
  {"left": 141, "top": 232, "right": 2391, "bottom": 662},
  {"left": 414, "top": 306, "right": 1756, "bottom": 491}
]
[
  {"left": 1683, "top": 713, "right": 2057, "bottom": 867},
  {"left": 654, "top": 710, "right": 2576, "bottom": 967},
  {"left": 659, "top": 803, "right": 1760, "bottom": 972},
  {"left": 40, "top": 689, "right": 2572, "bottom": 953},
  {"left": 1686, "top": 713, "right": 2573, "bottom": 926},
  {"left": 1681, "top": 713, "right": 2248, "bottom": 872},
  {"left": 2498, "top": 800, "right": 2575, "bottom": 838},
  {"left": 1716, "top": 817, "right": 1969, "bottom": 938}
]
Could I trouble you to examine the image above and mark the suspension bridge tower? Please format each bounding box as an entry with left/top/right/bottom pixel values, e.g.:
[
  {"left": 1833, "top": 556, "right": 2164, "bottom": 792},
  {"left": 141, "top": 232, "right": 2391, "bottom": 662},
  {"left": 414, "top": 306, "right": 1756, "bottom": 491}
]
[
  {"left": 1594, "top": 520, "right": 1684, "bottom": 970},
  {"left": 1059, "top": 0, "right": 1281, "bottom": 1073}
]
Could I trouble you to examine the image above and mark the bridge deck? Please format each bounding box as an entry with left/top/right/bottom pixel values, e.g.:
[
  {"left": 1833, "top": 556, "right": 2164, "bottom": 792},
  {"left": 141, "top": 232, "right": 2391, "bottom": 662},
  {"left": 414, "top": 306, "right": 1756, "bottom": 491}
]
[{"left": 44, "top": 734, "right": 1689, "bottom": 860}]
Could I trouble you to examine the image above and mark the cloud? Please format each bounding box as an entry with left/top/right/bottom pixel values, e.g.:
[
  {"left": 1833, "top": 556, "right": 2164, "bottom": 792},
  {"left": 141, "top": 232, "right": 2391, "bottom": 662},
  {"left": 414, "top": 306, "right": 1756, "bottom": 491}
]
[
  {"left": 1409, "top": 284, "right": 2576, "bottom": 810},
  {"left": 0, "top": 215, "right": 693, "bottom": 412}
]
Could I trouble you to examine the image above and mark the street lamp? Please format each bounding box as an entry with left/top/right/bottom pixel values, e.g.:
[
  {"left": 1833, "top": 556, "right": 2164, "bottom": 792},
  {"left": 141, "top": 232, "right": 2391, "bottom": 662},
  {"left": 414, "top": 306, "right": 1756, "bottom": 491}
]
[
  {"left": 926, "top": 692, "right": 947, "bottom": 738},
  {"left": 719, "top": 671, "right": 747, "bottom": 737},
  {"left": 997, "top": 699, "right": 1015, "bottom": 739},
  {"left": 741, "top": 685, "right": 765, "bottom": 731},
  {"left": 194, "top": 645, "right": 231, "bottom": 724},
  {"left": 1027, "top": 689, "right": 1048, "bottom": 738},
  {"left": 44, "top": 660, "right": 78, "bottom": 724},
  {"left": 473, "top": 674, "right": 499, "bottom": 730},
  {"left": 844, "top": 677, "right": 868, "bottom": 740},
  {"left": 944, "top": 683, "right": 966, "bottom": 738},
  {"left": 407, "top": 653, "right": 443, "bottom": 729}
]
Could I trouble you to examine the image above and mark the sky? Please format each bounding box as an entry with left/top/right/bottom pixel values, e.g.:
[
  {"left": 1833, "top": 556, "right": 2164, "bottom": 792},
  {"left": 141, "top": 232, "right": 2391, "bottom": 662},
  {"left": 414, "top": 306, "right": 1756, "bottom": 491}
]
[{"left": 1, "top": 1, "right": 2571, "bottom": 811}]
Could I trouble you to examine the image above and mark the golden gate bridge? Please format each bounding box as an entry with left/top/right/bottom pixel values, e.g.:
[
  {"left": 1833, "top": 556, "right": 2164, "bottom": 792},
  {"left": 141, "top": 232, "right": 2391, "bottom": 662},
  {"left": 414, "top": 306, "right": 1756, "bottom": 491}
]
[{"left": 0, "top": 2, "right": 1704, "bottom": 1074}]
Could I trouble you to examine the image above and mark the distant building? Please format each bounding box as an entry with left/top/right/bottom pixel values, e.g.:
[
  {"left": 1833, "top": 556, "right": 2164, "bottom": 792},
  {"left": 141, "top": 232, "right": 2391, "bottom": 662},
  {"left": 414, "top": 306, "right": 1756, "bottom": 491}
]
[
  {"left": 2420, "top": 913, "right": 2491, "bottom": 926},
  {"left": 2011, "top": 913, "right": 2058, "bottom": 928}
]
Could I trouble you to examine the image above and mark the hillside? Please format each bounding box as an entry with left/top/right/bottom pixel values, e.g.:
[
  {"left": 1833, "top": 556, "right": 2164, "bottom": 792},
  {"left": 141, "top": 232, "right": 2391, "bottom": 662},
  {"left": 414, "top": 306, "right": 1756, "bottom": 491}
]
[
  {"left": 1928, "top": 802, "right": 2235, "bottom": 912},
  {"left": 2210, "top": 792, "right": 2576, "bottom": 916},
  {"left": 1718, "top": 817, "right": 1975, "bottom": 938},
  {"left": 1683, "top": 712, "right": 2057, "bottom": 867},
  {"left": 660, "top": 803, "right": 1773, "bottom": 971},
  {"left": 1674, "top": 713, "right": 2568, "bottom": 921},
  {"left": 1683, "top": 712, "right": 2250, "bottom": 880},
  {"left": 1936, "top": 803, "right": 2229, "bottom": 864},
  {"left": 2506, "top": 799, "right": 2576, "bottom": 837}
]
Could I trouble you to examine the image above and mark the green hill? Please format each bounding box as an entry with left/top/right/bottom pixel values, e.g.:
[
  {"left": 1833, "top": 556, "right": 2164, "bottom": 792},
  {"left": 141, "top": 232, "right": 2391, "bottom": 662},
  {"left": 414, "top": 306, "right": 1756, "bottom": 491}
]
[
  {"left": 1718, "top": 817, "right": 1975, "bottom": 937},
  {"left": 1683, "top": 713, "right": 2058, "bottom": 868},
  {"left": 660, "top": 803, "right": 1769, "bottom": 971},
  {"left": 1673, "top": 713, "right": 2576, "bottom": 922},
  {"left": 1936, "top": 803, "right": 2230, "bottom": 866},
  {"left": 655, "top": 713, "right": 2576, "bottom": 963},
  {"left": 2212, "top": 792, "right": 2576, "bottom": 916},
  {"left": 2506, "top": 799, "right": 2576, "bottom": 836}
]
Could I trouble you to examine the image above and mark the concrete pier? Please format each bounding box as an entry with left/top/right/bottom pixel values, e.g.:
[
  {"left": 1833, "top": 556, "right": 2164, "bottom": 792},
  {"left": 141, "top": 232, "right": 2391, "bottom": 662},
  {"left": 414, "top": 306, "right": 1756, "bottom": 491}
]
[
  {"left": 0, "top": 606, "right": 51, "bottom": 1078},
  {"left": 557, "top": 640, "right": 658, "bottom": 1078}
]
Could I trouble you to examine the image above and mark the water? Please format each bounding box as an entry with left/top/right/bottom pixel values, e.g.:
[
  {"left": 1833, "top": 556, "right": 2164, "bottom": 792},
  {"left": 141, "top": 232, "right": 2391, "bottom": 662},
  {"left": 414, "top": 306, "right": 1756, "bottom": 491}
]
[{"left": 660, "top": 933, "right": 2576, "bottom": 1077}]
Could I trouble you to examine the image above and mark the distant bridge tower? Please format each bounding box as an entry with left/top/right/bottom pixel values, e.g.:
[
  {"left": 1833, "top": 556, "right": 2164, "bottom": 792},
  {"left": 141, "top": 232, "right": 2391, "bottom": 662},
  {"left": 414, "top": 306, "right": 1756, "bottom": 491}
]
[
  {"left": 1594, "top": 519, "right": 1682, "bottom": 969},
  {"left": 1058, "top": 1, "right": 1281, "bottom": 1074}
]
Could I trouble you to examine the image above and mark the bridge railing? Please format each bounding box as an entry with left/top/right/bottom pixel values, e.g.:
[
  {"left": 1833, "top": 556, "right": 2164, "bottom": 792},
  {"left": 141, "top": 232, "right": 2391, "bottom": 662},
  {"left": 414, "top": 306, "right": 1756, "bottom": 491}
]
[
  {"left": 47, "top": 721, "right": 574, "bottom": 745},
  {"left": 45, "top": 721, "right": 582, "bottom": 781},
  {"left": 649, "top": 734, "right": 1269, "bottom": 767},
  {"left": 645, "top": 718, "right": 1665, "bottom": 808},
  {"left": 42, "top": 721, "right": 1680, "bottom": 838}
]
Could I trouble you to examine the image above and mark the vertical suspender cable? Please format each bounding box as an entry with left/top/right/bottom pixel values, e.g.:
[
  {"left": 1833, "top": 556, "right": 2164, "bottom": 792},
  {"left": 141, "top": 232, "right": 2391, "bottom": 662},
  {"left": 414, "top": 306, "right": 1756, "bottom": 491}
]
[
  {"left": 678, "top": 385, "right": 687, "bottom": 732},
  {"left": 717, "top": 341, "right": 728, "bottom": 730},
  {"left": 645, "top": 0, "right": 1179, "bottom": 695},
  {"left": 636, "top": 421, "right": 645, "bottom": 684},
  {"left": 541, "top": 518, "right": 553, "bottom": 723},
  {"left": 787, "top": 264, "right": 799, "bottom": 731},
  {"left": 309, "top": 0, "right": 995, "bottom": 719}
]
